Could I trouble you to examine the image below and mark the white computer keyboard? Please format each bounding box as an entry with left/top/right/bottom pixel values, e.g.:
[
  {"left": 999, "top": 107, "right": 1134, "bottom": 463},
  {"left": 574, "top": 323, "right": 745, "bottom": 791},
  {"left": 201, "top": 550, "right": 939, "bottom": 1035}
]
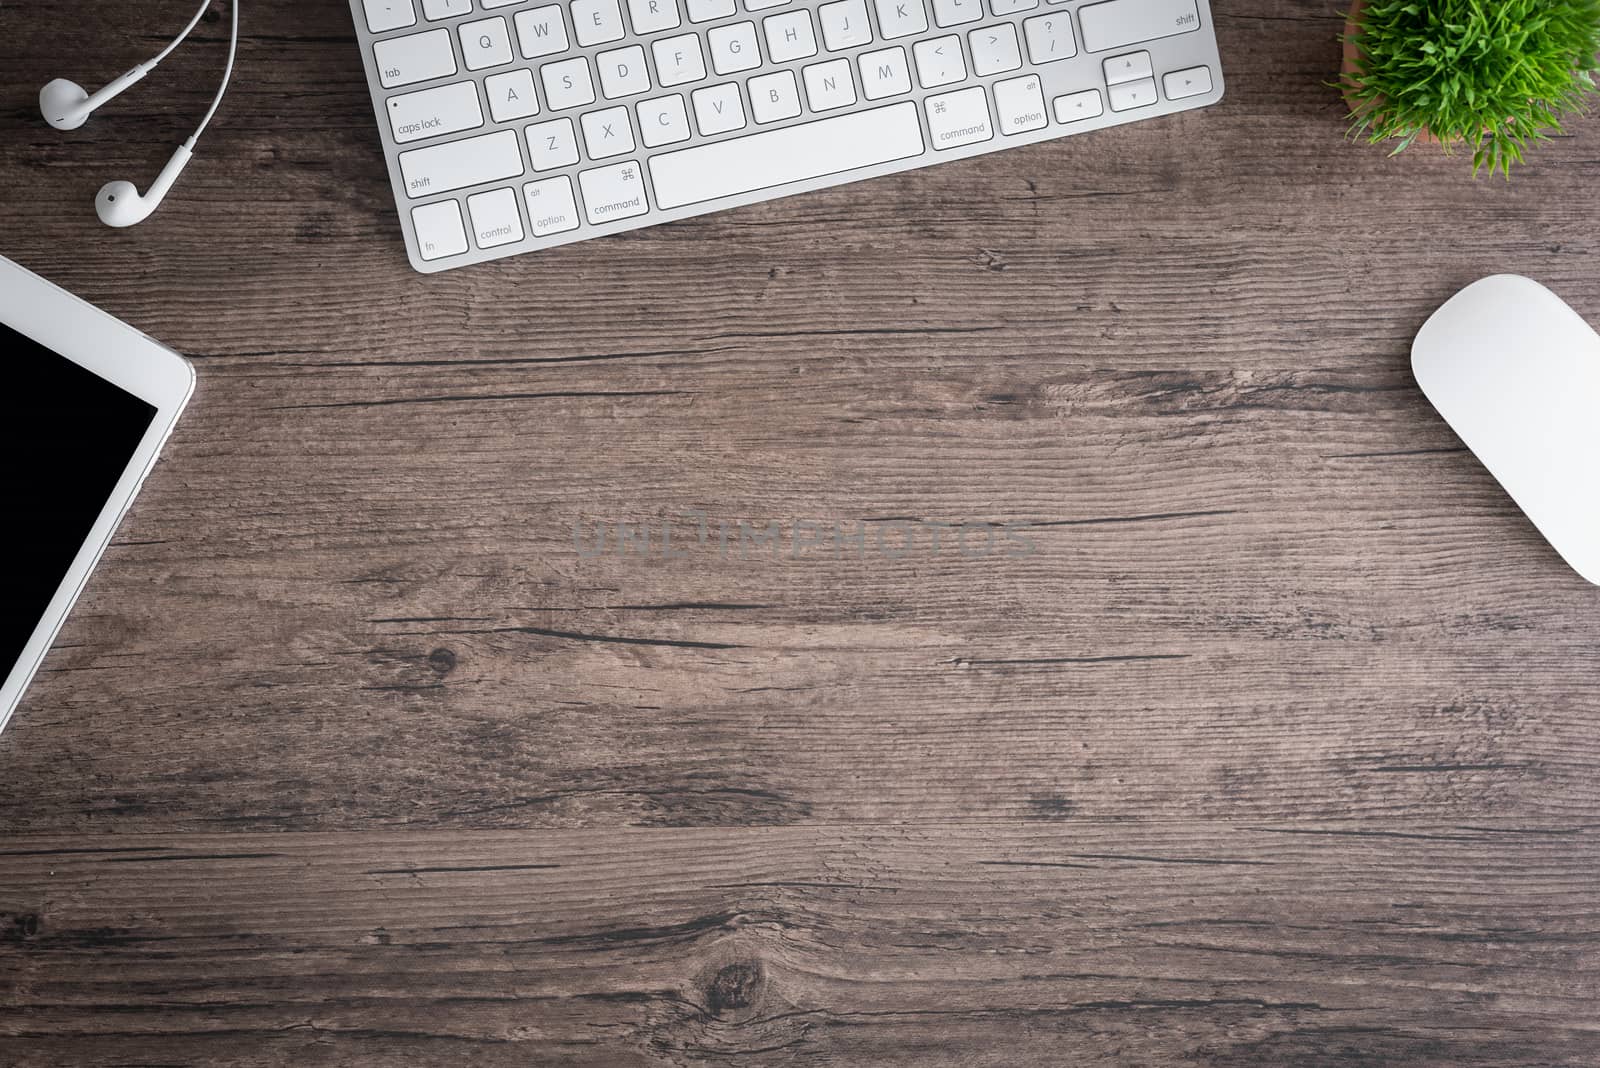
[{"left": 349, "top": 0, "right": 1224, "bottom": 273}]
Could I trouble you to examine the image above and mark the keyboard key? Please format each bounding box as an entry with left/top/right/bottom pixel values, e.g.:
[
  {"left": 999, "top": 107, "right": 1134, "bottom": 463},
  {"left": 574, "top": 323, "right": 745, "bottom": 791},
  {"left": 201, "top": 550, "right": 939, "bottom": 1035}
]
[
  {"left": 1078, "top": 0, "right": 1199, "bottom": 52},
  {"left": 748, "top": 69, "right": 801, "bottom": 122},
  {"left": 467, "top": 187, "right": 526, "bottom": 247},
  {"left": 375, "top": 29, "right": 457, "bottom": 88},
  {"left": 932, "top": 0, "right": 982, "bottom": 26},
  {"left": 582, "top": 105, "right": 637, "bottom": 158},
  {"left": 819, "top": 0, "right": 872, "bottom": 50},
  {"left": 1022, "top": 13, "right": 1075, "bottom": 63},
  {"left": 802, "top": 58, "right": 856, "bottom": 111},
  {"left": 629, "top": 0, "right": 682, "bottom": 33},
  {"left": 989, "top": 0, "right": 1037, "bottom": 12},
  {"left": 598, "top": 45, "right": 652, "bottom": 97},
  {"left": 1052, "top": 87, "right": 1102, "bottom": 122},
  {"left": 364, "top": 0, "right": 417, "bottom": 34},
  {"left": 710, "top": 22, "right": 761, "bottom": 74},
  {"left": 638, "top": 93, "right": 692, "bottom": 145},
  {"left": 411, "top": 199, "right": 468, "bottom": 259},
  {"left": 653, "top": 34, "right": 708, "bottom": 86},
  {"left": 523, "top": 176, "right": 581, "bottom": 235},
  {"left": 764, "top": 11, "right": 818, "bottom": 62},
  {"left": 460, "top": 17, "right": 513, "bottom": 70},
  {"left": 1103, "top": 50, "right": 1152, "bottom": 84},
  {"left": 968, "top": 24, "right": 1020, "bottom": 75},
  {"left": 526, "top": 117, "right": 580, "bottom": 168},
  {"left": 399, "top": 128, "right": 524, "bottom": 197},
  {"left": 542, "top": 57, "right": 597, "bottom": 109},
  {"left": 873, "top": 0, "right": 927, "bottom": 39},
  {"left": 386, "top": 81, "right": 484, "bottom": 144},
  {"left": 993, "top": 73, "right": 1045, "bottom": 133},
  {"left": 924, "top": 84, "right": 991, "bottom": 149},
  {"left": 692, "top": 81, "right": 747, "bottom": 133},
  {"left": 745, "top": 0, "right": 789, "bottom": 9},
  {"left": 688, "top": 0, "right": 737, "bottom": 20},
  {"left": 912, "top": 35, "right": 965, "bottom": 88},
  {"left": 578, "top": 160, "right": 649, "bottom": 224},
  {"left": 1108, "top": 77, "right": 1157, "bottom": 110},
  {"left": 485, "top": 69, "right": 540, "bottom": 121},
  {"left": 648, "top": 100, "right": 923, "bottom": 208},
  {"left": 515, "top": 6, "right": 570, "bottom": 58},
  {"left": 421, "top": 0, "right": 470, "bottom": 20},
  {"left": 572, "top": 0, "right": 626, "bottom": 45},
  {"left": 858, "top": 46, "right": 911, "bottom": 99},
  {"left": 1163, "top": 64, "right": 1212, "bottom": 99}
]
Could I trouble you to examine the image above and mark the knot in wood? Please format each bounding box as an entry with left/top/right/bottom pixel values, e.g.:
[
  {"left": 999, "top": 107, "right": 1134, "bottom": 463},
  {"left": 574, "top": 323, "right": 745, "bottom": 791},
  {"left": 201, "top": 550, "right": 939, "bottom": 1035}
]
[{"left": 707, "top": 960, "right": 763, "bottom": 1015}]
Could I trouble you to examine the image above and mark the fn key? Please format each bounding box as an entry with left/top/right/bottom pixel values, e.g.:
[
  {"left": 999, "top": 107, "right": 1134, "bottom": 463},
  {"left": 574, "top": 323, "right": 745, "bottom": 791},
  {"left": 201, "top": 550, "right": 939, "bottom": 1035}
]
[{"left": 412, "top": 200, "right": 468, "bottom": 260}]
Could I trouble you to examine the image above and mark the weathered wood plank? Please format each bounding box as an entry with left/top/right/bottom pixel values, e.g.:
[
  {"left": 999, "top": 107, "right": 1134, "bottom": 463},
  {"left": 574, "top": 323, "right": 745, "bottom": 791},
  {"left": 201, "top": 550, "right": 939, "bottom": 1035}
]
[
  {"left": 3, "top": 359, "right": 1599, "bottom": 831},
  {"left": 3, "top": 823, "right": 1598, "bottom": 1066}
]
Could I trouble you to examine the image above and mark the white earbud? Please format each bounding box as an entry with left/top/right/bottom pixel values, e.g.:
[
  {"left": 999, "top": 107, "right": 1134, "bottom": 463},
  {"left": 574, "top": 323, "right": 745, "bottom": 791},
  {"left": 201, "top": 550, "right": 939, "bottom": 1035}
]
[
  {"left": 96, "top": 141, "right": 195, "bottom": 228},
  {"left": 40, "top": 0, "right": 237, "bottom": 228},
  {"left": 39, "top": 66, "right": 151, "bottom": 131}
]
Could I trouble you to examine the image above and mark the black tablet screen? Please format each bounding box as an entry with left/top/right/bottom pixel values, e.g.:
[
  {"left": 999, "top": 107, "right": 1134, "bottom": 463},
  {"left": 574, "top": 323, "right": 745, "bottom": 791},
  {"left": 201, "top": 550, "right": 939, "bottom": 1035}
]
[{"left": 4, "top": 324, "right": 157, "bottom": 677}]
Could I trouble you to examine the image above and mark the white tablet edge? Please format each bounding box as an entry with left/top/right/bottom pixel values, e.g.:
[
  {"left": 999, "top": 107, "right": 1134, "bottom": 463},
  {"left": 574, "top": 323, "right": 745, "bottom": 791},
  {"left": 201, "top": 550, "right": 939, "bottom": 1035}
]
[{"left": 0, "top": 254, "right": 196, "bottom": 736}]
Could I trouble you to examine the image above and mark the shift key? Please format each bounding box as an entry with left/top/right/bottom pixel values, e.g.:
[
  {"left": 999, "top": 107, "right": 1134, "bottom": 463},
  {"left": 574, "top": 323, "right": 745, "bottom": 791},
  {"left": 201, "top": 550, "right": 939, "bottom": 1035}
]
[
  {"left": 399, "top": 129, "right": 524, "bottom": 198},
  {"left": 1078, "top": 0, "right": 1200, "bottom": 53}
]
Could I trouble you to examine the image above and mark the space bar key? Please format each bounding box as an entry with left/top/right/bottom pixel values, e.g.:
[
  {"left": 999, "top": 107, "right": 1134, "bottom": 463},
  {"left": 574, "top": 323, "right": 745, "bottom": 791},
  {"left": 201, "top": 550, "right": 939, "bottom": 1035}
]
[{"left": 648, "top": 103, "right": 925, "bottom": 210}]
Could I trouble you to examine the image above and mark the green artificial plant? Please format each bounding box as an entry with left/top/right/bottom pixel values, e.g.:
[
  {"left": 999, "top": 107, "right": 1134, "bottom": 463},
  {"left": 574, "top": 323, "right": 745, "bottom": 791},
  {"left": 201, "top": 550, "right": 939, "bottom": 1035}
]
[{"left": 1342, "top": 0, "right": 1600, "bottom": 175}]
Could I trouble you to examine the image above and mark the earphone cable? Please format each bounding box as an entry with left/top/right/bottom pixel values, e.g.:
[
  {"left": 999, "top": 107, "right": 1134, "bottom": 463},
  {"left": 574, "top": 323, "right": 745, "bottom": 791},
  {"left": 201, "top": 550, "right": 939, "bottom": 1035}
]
[
  {"left": 192, "top": 0, "right": 239, "bottom": 141},
  {"left": 153, "top": 0, "right": 215, "bottom": 66}
]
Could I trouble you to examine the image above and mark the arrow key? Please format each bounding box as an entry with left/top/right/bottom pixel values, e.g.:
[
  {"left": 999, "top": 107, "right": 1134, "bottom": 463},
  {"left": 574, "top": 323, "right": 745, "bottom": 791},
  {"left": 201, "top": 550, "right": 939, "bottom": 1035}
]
[
  {"left": 1163, "top": 64, "right": 1213, "bottom": 100},
  {"left": 1102, "top": 50, "right": 1151, "bottom": 85},
  {"left": 1108, "top": 76, "right": 1157, "bottom": 111},
  {"left": 1052, "top": 88, "right": 1103, "bottom": 123}
]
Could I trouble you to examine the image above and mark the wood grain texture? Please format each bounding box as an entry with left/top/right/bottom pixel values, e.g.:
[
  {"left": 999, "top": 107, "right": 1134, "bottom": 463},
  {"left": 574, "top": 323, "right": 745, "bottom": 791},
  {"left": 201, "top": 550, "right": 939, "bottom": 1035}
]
[
  {"left": 4, "top": 823, "right": 1600, "bottom": 1066},
  {"left": 2, "top": 0, "right": 1599, "bottom": 1062}
]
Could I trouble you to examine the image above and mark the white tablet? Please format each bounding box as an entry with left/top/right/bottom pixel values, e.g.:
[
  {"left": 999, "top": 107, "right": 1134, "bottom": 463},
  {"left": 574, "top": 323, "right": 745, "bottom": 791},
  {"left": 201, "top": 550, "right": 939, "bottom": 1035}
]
[{"left": 0, "top": 255, "right": 195, "bottom": 736}]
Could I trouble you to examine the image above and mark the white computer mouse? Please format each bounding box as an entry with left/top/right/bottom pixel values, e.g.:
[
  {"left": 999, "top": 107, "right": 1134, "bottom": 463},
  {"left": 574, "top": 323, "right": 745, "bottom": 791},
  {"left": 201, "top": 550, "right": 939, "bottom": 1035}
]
[{"left": 1412, "top": 274, "right": 1600, "bottom": 586}]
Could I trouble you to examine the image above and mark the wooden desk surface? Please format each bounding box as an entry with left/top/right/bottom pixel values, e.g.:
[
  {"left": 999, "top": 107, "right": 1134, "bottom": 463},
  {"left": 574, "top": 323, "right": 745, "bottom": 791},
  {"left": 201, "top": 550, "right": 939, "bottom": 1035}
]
[{"left": 4, "top": 1, "right": 1599, "bottom": 1064}]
